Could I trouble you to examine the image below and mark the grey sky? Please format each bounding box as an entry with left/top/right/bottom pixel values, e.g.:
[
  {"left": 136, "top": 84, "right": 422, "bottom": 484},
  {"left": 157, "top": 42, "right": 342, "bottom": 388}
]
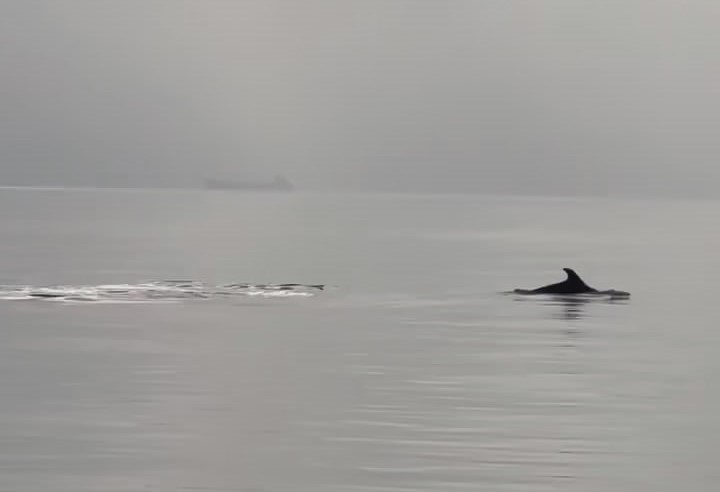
[{"left": 1, "top": 1, "right": 718, "bottom": 195}]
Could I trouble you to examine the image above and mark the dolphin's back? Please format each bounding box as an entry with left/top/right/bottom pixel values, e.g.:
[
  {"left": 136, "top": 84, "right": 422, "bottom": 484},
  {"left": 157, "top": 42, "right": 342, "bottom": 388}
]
[
  {"left": 515, "top": 268, "right": 598, "bottom": 295},
  {"left": 531, "top": 281, "right": 595, "bottom": 294}
]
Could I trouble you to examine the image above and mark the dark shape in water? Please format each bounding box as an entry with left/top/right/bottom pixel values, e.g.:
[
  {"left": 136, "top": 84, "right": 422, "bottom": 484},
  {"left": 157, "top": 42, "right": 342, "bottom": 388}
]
[
  {"left": 513, "top": 268, "right": 630, "bottom": 297},
  {"left": 277, "top": 283, "right": 324, "bottom": 290},
  {"left": 223, "top": 283, "right": 324, "bottom": 291},
  {"left": 29, "top": 292, "right": 66, "bottom": 298}
]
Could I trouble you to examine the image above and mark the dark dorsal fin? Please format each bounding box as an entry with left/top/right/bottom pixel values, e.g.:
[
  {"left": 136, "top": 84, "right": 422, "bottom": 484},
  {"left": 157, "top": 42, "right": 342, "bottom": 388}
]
[
  {"left": 563, "top": 267, "right": 581, "bottom": 282},
  {"left": 562, "top": 268, "right": 593, "bottom": 290}
]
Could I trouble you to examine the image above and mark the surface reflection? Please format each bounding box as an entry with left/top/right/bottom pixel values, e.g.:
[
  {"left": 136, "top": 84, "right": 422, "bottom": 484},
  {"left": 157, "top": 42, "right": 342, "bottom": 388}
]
[
  {"left": 510, "top": 293, "right": 629, "bottom": 320},
  {"left": 546, "top": 295, "right": 592, "bottom": 320},
  {"left": 545, "top": 295, "right": 631, "bottom": 320}
]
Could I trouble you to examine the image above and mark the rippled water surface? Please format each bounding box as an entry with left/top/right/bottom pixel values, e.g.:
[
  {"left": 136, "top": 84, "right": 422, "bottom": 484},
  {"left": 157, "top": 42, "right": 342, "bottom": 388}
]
[{"left": 0, "top": 188, "right": 719, "bottom": 491}]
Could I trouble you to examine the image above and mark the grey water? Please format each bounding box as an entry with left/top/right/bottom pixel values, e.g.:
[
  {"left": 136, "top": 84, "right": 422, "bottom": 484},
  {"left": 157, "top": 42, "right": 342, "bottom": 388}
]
[{"left": 0, "top": 187, "right": 719, "bottom": 492}]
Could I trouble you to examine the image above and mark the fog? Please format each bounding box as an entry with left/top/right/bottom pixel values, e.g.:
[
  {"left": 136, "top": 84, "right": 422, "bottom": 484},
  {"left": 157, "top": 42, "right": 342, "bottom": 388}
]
[{"left": 1, "top": 1, "right": 718, "bottom": 196}]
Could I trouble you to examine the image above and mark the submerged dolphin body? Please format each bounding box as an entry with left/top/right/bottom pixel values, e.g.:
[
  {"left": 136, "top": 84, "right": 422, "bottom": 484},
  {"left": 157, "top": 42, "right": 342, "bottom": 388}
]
[{"left": 513, "top": 268, "right": 629, "bottom": 297}]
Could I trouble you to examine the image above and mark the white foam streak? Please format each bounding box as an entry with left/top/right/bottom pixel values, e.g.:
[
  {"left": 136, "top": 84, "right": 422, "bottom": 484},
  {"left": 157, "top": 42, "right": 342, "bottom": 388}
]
[{"left": 0, "top": 281, "right": 323, "bottom": 304}]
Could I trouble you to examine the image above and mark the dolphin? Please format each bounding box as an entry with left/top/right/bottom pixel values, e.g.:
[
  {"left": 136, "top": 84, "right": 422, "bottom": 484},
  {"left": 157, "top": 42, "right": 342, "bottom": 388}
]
[{"left": 513, "top": 268, "right": 629, "bottom": 297}]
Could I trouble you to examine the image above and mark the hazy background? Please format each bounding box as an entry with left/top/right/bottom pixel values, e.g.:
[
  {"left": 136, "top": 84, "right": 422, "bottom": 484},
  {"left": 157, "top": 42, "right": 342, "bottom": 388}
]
[{"left": 1, "top": 0, "right": 718, "bottom": 196}]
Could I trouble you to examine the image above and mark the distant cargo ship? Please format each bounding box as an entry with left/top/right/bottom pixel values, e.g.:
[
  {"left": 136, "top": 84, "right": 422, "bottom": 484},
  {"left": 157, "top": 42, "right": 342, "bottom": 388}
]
[{"left": 203, "top": 175, "right": 294, "bottom": 192}]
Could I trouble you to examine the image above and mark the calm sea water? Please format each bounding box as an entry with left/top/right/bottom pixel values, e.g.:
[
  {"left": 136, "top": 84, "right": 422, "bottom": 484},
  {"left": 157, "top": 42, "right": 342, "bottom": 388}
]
[{"left": 0, "top": 187, "right": 719, "bottom": 492}]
